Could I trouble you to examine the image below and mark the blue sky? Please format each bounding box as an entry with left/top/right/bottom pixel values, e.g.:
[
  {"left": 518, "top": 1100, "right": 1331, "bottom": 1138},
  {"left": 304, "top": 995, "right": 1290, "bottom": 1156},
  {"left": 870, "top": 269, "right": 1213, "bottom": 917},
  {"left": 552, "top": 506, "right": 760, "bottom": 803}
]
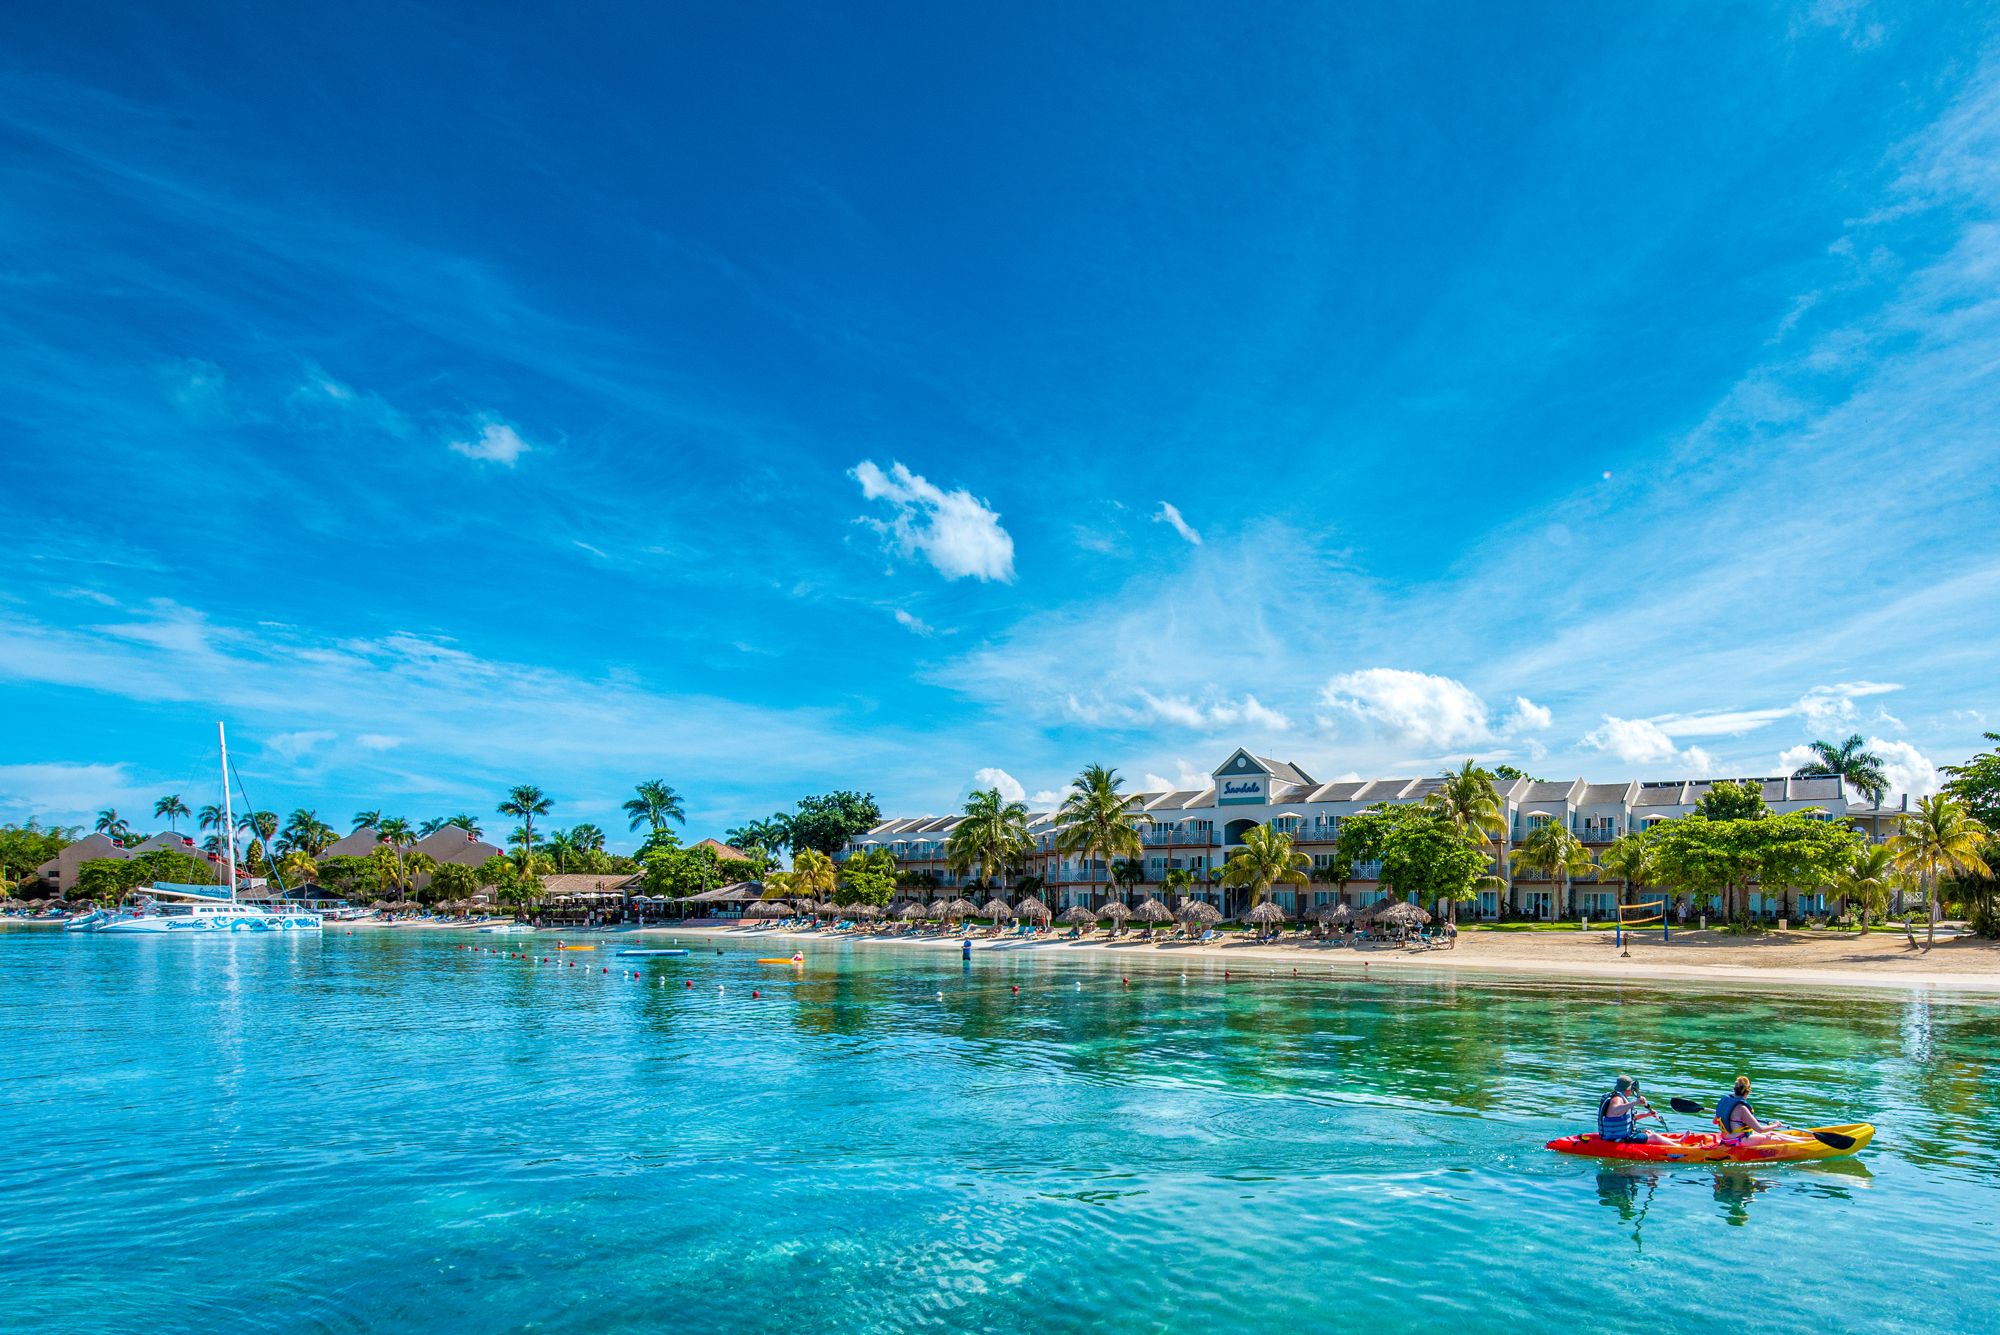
[{"left": 3, "top": 2, "right": 1997, "bottom": 846}]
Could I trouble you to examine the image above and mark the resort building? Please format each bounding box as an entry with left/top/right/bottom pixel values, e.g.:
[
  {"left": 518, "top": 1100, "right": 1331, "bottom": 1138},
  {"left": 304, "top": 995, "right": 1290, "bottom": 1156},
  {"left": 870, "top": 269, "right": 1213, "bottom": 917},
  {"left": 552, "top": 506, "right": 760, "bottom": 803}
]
[
  {"left": 32, "top": 832, "right": 224, "bottom": 895},
  {"left": 845, "top": 747, "right": 1904, "bottom": 921}
]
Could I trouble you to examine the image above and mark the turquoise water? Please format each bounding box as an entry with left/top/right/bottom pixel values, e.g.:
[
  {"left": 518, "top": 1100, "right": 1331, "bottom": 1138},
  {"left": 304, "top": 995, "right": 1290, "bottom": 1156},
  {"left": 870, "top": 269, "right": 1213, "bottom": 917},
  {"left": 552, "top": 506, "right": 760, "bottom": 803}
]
[{"left": 1, "top": 928, "right": 1995, "bottom": 1334}]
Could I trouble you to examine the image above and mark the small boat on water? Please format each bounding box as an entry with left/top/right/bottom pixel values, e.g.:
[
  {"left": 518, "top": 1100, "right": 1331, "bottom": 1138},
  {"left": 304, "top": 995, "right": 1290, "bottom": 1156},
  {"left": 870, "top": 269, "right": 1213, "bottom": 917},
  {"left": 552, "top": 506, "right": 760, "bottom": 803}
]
[{"left": 1546, "top": 1124, "right": 1874, "bottom": 1163}]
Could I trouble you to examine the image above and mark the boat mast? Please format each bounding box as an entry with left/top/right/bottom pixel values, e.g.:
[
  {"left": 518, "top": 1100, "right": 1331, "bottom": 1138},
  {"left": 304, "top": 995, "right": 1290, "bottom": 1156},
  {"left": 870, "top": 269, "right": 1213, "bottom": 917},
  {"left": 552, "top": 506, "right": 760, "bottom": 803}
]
[{"left": 219, "top": 721, "right": 237, "bottom": 904}]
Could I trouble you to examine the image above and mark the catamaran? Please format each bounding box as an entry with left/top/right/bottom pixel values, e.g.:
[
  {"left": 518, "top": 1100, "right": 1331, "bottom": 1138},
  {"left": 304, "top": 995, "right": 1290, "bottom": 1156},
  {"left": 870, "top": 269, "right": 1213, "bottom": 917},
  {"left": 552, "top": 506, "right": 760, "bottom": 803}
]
[{"left": 93, "top": 724, "right": 323, "bottom": 934}]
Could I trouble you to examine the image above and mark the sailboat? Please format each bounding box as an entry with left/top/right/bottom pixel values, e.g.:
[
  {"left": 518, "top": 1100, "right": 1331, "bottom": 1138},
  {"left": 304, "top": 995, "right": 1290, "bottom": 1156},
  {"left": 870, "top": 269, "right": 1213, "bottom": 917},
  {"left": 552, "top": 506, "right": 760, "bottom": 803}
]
[{"left": 95, "top": 724, "right": 323, "bottom": 934}]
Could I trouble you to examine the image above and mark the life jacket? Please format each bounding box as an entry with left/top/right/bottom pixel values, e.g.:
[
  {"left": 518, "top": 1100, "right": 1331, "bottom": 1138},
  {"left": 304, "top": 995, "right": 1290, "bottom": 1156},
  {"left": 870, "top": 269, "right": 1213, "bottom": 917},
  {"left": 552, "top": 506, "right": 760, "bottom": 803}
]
[
  {"left": 1598, "top": 1093, "right": 1635, "bottom": 1139},
  {"left": 1714, "top": 1092, "right": 1751, "bottom": 1133}
]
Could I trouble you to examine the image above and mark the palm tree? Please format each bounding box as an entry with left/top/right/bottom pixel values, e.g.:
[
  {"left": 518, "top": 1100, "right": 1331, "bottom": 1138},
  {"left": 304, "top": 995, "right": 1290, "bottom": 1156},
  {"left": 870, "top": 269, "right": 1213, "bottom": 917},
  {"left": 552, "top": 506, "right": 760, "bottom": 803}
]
[
  {"left": 277, "top": 848, "right": 318, "bottom": 890},
  {"left": 623, "top": 781, "right": 686, "bottom": 837},
  {"left": 1054, "top": 765, "right": 1149, "bottom": 907},
  {"left": 1888, "top": 793, "right": 1992, "bottom": 948},
  {"left": 198, "top": 803, "right": 224, "bottom": 834},
  {"left": 93, "top": 809, "right": 131, "bottom": 840},
  {"left": 1832, "top": 844, "right": 1898, "bottom": 929},
  {"left": 1792, "top": 734, "right": 1889, "bottom": 805},
  {"left": 1510, "top": 818, "right": 1595, "bottom": 921},
  {"left": 281, "top": 809, "right": 336, "bottom": 856},
  {"left": 1161, "top": 866, "right": 1200, "bottom": 908},
  {"left": 1219, "top": 823, "right": 1309, "bottom": 916},
  {"left": 375, "top": 817, "right": 415, "bottom": 848},
  {"left": 944, "top": 788, "right": 1032, "bottom": 894},
  {"left": 792, "top": 848, "right": 837, "bottom": 902},
  {"left": 1426, "top": 760, "right": 1508, "bottom": 920},
  {"left": 498, "top": 786, "right": 554, "bottom": 870},
  {"left": 571, "top": 823, "right": 607, "bottom": 853},
  {"left": 541, "top": 828, "right": 583, "bottom": 872},
  {"left": 416, "top": 812, "right": 484, "bottom": 840},
  {"left": 153, "top": 794, "right": 190, "bottom": 832},
  {"left": 1598, "top": 832, "right": 1657, "bottom": 910},
  {"left": 239, "top": 810, "right": 279, "bottom": 863},
  {"left": 1110, "top": 858, "right": 1144, "bottom": 905}
]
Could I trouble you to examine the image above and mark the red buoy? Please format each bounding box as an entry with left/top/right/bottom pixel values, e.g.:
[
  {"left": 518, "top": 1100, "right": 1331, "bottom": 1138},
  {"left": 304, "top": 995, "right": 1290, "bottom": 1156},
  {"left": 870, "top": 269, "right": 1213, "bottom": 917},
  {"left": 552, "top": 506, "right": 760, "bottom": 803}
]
[{"left": 752, "top": 989, "right": 760, "bottom": 998}]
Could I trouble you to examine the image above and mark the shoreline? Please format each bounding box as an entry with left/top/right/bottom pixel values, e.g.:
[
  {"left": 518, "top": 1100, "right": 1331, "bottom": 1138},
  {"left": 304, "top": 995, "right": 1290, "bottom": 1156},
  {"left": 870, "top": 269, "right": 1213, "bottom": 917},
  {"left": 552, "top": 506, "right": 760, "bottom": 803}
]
[{"left": 629, "top": 921, "right": 2000, "bottom": 996}]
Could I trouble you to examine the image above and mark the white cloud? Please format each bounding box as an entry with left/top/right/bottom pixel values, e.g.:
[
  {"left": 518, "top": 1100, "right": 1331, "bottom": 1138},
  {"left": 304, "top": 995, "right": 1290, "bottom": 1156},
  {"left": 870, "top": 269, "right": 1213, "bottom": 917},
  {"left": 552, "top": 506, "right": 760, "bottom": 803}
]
[
  {"left": 1779, "top": 736, "right": 1939, "bottom": 800},
  {"left": 0, "top": 762, "right": 151, "bottom": 826},
  {"left": 449, "top": 419, "right": 534, "bottom": 466},
  {"left": 894, "top": 609, "right": 935, "bottom": 637},
  {"left": 852, "top": 460, "right": 1015, "bottom": 583},
  {"left": 1153, "top": 501, "right": 1202, "bottom": 546},
  {"left": 1503, "top": 696, "right": 1553, "bottom": 734},
  {"left": 1087, "top": 691, "right": 1294, "bottom": 732},
  {"left": 1319, "top": 669, "right": 1493, "bottom": 749},
  {"left": 265, "top": 729, "right": 336, "bottom": 762},
  {"left": 1584, "top": 716, "right": 1718, "bottom": 775},
  {"left": 970, "top": 767, "right": 1026, "bottom": 803},
  {"left": 1029, "top": 789, "right": 1063, "bottom": 808},
  {"left": 355, "top": 734, "right": 402, "bottom": 751},
  {"left": 1795, "top": 681, "right": 1902, "bottom": 733},
  {"left": 1142, "top": 773, "right": 1176, "bottom": 793}
]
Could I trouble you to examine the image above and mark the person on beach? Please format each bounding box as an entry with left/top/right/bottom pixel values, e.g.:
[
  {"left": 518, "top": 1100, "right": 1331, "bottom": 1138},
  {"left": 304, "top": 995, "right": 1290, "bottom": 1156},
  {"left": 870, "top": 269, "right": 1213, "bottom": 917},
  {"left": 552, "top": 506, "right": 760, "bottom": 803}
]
[
  {"left": 1598, "top": 1075, "right": 1665, "bottom": 1143},
  {"left": 1713, "top": 1076, "right": 1784, "bottom": 1141}
]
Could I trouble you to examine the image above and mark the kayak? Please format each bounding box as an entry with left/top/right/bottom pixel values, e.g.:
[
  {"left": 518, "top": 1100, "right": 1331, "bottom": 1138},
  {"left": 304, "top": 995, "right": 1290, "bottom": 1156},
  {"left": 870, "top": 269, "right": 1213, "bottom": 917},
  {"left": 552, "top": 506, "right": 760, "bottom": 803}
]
[
  {"left": 553, "top": 943, "right": 595, "bottom": 951},
  {"left": 1546, "top": 1124, "right": 1874, "bottom": 1163},
  {"left": 617, "top": 948, "right": 689, "bottom": 957},
  {"left": 756, "top": 957, "right": 805, "bottom": 965}
]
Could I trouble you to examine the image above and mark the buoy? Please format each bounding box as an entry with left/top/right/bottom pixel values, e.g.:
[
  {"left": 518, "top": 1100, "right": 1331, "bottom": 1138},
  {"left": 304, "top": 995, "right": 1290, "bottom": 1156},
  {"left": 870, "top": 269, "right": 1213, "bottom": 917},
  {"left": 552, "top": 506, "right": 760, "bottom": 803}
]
[
  {"left": 685, "top": 980, "right": 692, "bottom": 989},
  {"left": 1011, "top": 985, "right": 1019, "bottom": 995},
  {"left": 936, "top": 991, "right": 943, "bottom": 1000},
  {"left": 1075, "top": 981, "right": 1081, "bottom": 991},
  {"left": 1122, "top": 977, "right": 1128, "bottom": 987},
  {"left": 752, "top": 989, "right": 760, "bottom": 998},
  {"left": 602, "top": 967, "right": 608, "bottom": 973}
]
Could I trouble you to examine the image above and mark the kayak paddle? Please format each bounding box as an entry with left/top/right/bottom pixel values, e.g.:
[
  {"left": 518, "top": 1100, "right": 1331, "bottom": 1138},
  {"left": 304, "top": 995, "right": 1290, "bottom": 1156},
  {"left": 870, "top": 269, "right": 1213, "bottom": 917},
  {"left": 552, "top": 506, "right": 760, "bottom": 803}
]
[{"left": 1669, "top": 1097, "right": 1857, "bottom": 1150}]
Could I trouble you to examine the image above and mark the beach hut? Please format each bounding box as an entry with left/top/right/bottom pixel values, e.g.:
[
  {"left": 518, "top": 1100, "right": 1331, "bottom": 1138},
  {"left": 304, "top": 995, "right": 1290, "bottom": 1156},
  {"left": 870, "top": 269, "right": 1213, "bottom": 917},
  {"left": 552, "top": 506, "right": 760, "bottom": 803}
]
[
  {"left": 1245, "top": 902, "right": 1288, "bottom": 925},
  {"left": 1013, "top": 895, "right": 1051, "bottom": 921},
  {"left": 848, "top": 902, "right": 882, "bottom": 919}
]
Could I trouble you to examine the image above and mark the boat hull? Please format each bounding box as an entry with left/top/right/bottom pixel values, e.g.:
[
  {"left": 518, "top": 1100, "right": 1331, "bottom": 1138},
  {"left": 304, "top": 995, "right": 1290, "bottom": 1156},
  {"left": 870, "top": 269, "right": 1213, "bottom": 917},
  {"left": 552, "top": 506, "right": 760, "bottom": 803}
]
[{"left": 1546, "top": 1124, "right": 1874, "bottom": 1163}]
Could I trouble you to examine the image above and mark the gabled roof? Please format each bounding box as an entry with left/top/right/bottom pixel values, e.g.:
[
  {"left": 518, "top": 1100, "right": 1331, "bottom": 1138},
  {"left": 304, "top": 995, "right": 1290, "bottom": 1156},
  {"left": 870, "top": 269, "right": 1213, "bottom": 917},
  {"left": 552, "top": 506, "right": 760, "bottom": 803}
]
[
  {"left": 692, "top": 838, "right": 753, "bottom": 861},
  {"left": 321, "top": 827, "right": 382, "bottom": 858},
  {"left": 1353, "top": 778, "right": 1419, "bottom": 802},
  {"left": 1523, "top": 779, "right": 1585, "bottom": 804},
  {"left": 1580, "top": 781, "right": 1637, "bottom": 805},
  {"left": 1302, "top": 780, "right": 1369, "bottom": 803}
]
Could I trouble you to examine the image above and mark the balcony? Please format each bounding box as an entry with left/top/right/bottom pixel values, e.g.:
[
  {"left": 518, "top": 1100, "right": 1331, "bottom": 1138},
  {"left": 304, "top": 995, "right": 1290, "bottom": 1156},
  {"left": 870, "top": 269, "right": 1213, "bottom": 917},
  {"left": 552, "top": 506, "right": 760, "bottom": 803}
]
[
  {"left": 1141, "top": 829, "right": 1214, "bottom": 847},
  {"left": 1580, "top": 825, "right": 1621, "bottom": 843}
]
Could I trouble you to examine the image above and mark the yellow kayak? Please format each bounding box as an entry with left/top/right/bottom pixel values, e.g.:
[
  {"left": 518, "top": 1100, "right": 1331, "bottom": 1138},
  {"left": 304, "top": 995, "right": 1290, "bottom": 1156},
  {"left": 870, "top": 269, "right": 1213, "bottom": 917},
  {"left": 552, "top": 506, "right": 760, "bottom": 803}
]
[
  {"left": 756, "top": 957, "right": 804, "bottom": 965},
  {"left": 554, "top": 943, "right": 595, "bottom": 951},
  {"left": 1548, "top": 1123, "right": 1874, "bottom": 1163}
]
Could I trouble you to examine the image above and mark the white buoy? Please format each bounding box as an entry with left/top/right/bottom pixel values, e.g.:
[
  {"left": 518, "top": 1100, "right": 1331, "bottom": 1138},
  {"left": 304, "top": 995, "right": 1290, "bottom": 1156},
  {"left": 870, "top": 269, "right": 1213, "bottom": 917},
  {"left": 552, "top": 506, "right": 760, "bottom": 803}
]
[
  {"left": 936, "top": 991, "right": 943, "bottom": 1000},
  {"left": 1075, "top": 981, "right": 1082, "bottom": 991}
]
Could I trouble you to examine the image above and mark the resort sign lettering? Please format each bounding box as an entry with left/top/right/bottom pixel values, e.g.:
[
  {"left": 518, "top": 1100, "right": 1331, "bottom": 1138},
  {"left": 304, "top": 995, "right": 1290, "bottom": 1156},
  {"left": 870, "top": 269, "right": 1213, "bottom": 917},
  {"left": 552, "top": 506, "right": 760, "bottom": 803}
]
[{"left": 1219, "top": 779, "right": 1265, "bottom": 806}]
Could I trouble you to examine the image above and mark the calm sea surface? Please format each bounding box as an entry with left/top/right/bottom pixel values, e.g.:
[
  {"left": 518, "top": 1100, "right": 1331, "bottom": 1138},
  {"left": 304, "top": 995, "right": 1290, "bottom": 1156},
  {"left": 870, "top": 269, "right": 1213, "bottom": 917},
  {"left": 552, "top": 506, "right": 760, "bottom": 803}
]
[{"left": 1, "top": 927, "right": 1994, "bottom": 1334}]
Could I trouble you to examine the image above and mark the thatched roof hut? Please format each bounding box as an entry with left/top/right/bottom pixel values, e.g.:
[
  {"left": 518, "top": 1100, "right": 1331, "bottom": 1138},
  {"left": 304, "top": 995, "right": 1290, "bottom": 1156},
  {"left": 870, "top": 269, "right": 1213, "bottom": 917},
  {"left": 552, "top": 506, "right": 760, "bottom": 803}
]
[
  {"left": 1312, "top": 902, "right": 1352, "bottom": 924},
  {"left": 1374, "top": 900, "right": 1433, "bottom": 929},
  {"left": 1176, "top": 900, "right": 1222, "bottom": 924},
  {"left": 925, "top": 898, "right": 950, "bottom": 918},
  {"left": 1132, "top": 897, "right": 1173, "bottom": 923},
  {"left": 1013, "top": 896, "right": 1051, "bottom": 920},
  {"left": 896, "top": 902, "right": 926, "bottom": 920},
  {"left": 1244, "top": 901, "right": 1288, "bottom": 924},
  {"left": 1058, "top": 905, "right": 1097, "bottom": 925},
  {"left": 744, "top": 900, "right": 788, "bottom": 917},
  {"left": 1097, "top": 901, "right": 1133, "bottom": 921},
  {"left": 945, "top": 898, "right": 980, "bottom": 919},
  {"left": 981, "top": 897, "right": 1014, "bottom": 920}
]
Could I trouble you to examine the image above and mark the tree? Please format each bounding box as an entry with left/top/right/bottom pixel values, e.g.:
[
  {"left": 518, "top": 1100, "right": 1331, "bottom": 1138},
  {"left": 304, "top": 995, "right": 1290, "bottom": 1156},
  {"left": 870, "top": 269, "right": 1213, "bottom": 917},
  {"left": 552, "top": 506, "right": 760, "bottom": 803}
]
[
  {"left": 1793, "top": 734, "right": 1889, "bottom": 805},
  {"left": 352, "top": 809, "right": 383, "bottom": 832},
  {"left": 153, "top": 794, "right": 190, "bottom": 832},
  {"left": 0, "top": 819, "right": 78, "bottom": 895},
  {"left": 1379, "top": 814, "right": 1489, "bottom": 921},
  {"left": 1111, "top": 858, "right": 1144, "bottom": 901},
  {"left": 1649, "top": 811, "right": 1860, "bottom": 926},
  {"left": 623, "top": 780, "right": 686, "bottom": 838},
  {"left": 316, "top": 854, "right": 385, "bottom": 902},
  {"left": 788, "top": 792, "right": 883, "bottom": 856},
  {"left": 375, "top": 817, "right": 414, "bottom": 847},
  {"left": 944, "top": 787, "right": 1032, "bottom": 894},
  {"left": 1219, "top": 823, "right": 1309, "bottom": 912},
  {"left": 1696, "top": 780, "right": 1768, "bottom": 823},
  {"left": 498, "top": 786, "right": 553, "bottom": 871},
  {"left": 1161, "top": 866, "right": 1199, "bottom": 906},
  {"left": 94, "top": 809, "right": 132, "bottom": 841},
  {"left": 277, "top": 849, "right": 318, "bottom": 890},
  {"left": 1054, "top": 765, "right": 1147, "bottom": 903},
  {"left": 541, "top": 828, "right": 584, "bottom": 872},
  {"left": 1943, "top": 733, "right": 2000, "bottom": 830},
  {"left": 281, "top": 809, "right": 336, "bottom": 856},
  {"left": 240, "top": 810, "right": 279, "bottom": 864},
  {"left": 726, "top": 814, "right": 795, "bottom": 856},
  {"left": 1598, "top": 832, "right": 1657, "bottom": 909},
  {"left": 1492, "top": 764, "right": 1541, "bottom": 782},
  {"left": 427, "top": 860, "right": 480, "bottom": 906},
  {"left": 1888, "top": 793, "right": 1992, "bottom": 947},
  {"left": 198, "top": 803, "right": 224, "bottom": 834},
  {"left": 571, "top": 823, "right": 607, "bottom": 853},
  {"left": 1832, "top": 844, "right": 1898, "bottom": 926},
  {"left": 837, "top": 847, "right": 898, "bottom": 907},
  {"left": 1427, "top": 761, "right": 1507, "bottom": 845},
  {"left": 1510, "top": 819, "right": 1595, "bottom": 919},
  {"left": 791, "top": 848, "right": 837, "bottom": 902}
]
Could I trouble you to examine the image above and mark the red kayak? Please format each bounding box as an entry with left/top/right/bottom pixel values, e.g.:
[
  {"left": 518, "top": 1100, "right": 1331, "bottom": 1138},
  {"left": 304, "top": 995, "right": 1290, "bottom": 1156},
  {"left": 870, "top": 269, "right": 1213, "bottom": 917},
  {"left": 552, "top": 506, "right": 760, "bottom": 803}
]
[{"left": 1546, "top": 1124, "right": 1874, "bottom": 1163}]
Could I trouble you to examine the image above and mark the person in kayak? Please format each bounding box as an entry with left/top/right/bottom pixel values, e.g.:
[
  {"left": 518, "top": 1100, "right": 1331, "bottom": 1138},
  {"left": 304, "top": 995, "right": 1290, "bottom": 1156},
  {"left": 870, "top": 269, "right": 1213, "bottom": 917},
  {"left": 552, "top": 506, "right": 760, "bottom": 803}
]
[
  {"left": 1598, "top": 1075, "right": 1665, "bottom": 1143},
  {"left": 1713, "top": 1076, "right": 1784, "bottom": 1141}
]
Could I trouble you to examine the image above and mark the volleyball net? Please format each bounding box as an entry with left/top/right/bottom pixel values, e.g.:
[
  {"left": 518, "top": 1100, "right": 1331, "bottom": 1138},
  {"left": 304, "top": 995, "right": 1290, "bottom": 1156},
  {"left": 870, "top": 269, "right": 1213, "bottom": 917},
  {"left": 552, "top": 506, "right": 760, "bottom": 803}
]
[{"left": 1616, "top": 898, "right": 1668, "bottom": 946}]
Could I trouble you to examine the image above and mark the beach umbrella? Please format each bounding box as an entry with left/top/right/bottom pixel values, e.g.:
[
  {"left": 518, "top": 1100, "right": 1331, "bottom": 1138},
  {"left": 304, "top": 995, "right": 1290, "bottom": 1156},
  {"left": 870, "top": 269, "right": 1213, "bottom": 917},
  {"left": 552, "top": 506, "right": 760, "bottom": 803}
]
[
  {"left": 945, "top": 897, "right": 980, "bottom": 920},
  {"left": 1059, "top": 905, "right": 1097, "bottom": 926},
  {"left": 1375, "top": 901, "right": 1433, "bottom": 929},
  {"left": 1176, "top": 900, "right": 1222, "bottom": 925},
  {"left": 896, "top": 903, "right": 926, "bottom": 920},
  {"left": 1132, "top": 897, "right": 1172, "bottom": 923},
  {"left": 1245, "top": 902, "right": 1288, "bottom": 925},
  {"left": 981, "top": 897, "right": 1014, "bottom": 920},
  {"left": 849, "top": 903, "right": 882, "bottom": 919},
  {"left": 744, "top": 900, "right": 787, "bottom": 917},
  {"left": 1096, "top": 901, "right": 1133, "bottom": 922},
  {"left": 1013, "top": 896, "right": 1051, "bottom": 920},
  {"left": 1312, "top": 903, "right": 1352, "bottom": 924},
  {"left": 926, "top": 898, "right": 950, "bottom": 918}
]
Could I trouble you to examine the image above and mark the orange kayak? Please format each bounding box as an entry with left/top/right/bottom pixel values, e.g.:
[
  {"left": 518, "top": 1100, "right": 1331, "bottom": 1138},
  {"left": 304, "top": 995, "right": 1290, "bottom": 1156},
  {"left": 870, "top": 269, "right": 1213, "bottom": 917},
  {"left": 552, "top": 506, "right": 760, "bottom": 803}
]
[{"left": 1546, "top": 1124, "right": 1873, "bottom": 1163}]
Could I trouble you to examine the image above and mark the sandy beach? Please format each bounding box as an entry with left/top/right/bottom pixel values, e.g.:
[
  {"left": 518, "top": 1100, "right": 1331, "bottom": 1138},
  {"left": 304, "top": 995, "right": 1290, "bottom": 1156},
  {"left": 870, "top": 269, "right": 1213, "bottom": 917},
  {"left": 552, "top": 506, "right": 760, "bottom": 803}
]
[{"left": 622, "top": 920, "right": 2000, "bottom": 994}]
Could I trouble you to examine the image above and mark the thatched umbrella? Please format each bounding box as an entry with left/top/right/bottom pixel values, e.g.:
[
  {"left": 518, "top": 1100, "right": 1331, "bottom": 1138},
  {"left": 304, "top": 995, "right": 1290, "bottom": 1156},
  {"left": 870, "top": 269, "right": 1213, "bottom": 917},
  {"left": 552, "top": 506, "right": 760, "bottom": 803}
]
[
  {"left": 1245, "top": 901, "right": 1288, "bottom": 925},
  {"left": 896, "top": 902, "right": 925, "bottom": 920},
  {"left": 1176, "top": 900, "right": 1222, "bottom": 925},
  {"left": 925, "top": 898, "right": 950, "bottom": 919},
  {"left": 981, "top": 897, "right": 1015, "bottom": 921},
  {"left": 745, "top": 900, "right": 788, "bottom": 917},
  {"left": 1097, "top": 901, "right": 1133, "bottom": 922},
  {"left": 1375, "top": 901, "right": 1433, "bottom": 930},
  {"left": 1312, "top": 902, "right": 1352, "bottom": 925},
  {"left": 1059, "top": 905, "right": 1097, "bottom": 926},
  {"left": 945, "top": 897, "right": 980, "bottom": 921},
  {"left": 1132, "top": 897, "right": 1172, "bottom": 924},
  {"left": 1013, "top": 896, "right": 1052, "bottom": 921}
]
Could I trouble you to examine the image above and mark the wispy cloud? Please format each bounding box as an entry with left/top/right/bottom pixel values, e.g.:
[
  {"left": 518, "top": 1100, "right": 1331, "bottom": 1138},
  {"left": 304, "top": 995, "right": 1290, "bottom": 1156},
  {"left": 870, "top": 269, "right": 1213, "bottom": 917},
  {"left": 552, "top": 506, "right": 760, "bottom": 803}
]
[
  {"left": 1153, "top": 501, "right": 1202, "bottom": 546},
  {"left": 894, "top": 609, "right": 935, "bottom": 636},
  {"left": 449, "top": 418, "right": 534, "bottom": 466}
]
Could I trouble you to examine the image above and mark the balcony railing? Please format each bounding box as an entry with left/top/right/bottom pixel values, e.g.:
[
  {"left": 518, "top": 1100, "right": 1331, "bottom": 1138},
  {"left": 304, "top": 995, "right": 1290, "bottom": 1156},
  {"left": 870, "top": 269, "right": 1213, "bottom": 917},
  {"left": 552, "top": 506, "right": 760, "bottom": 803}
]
[{"left": 1142, "top": 830, "right": 1214, "bottom": 846}]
